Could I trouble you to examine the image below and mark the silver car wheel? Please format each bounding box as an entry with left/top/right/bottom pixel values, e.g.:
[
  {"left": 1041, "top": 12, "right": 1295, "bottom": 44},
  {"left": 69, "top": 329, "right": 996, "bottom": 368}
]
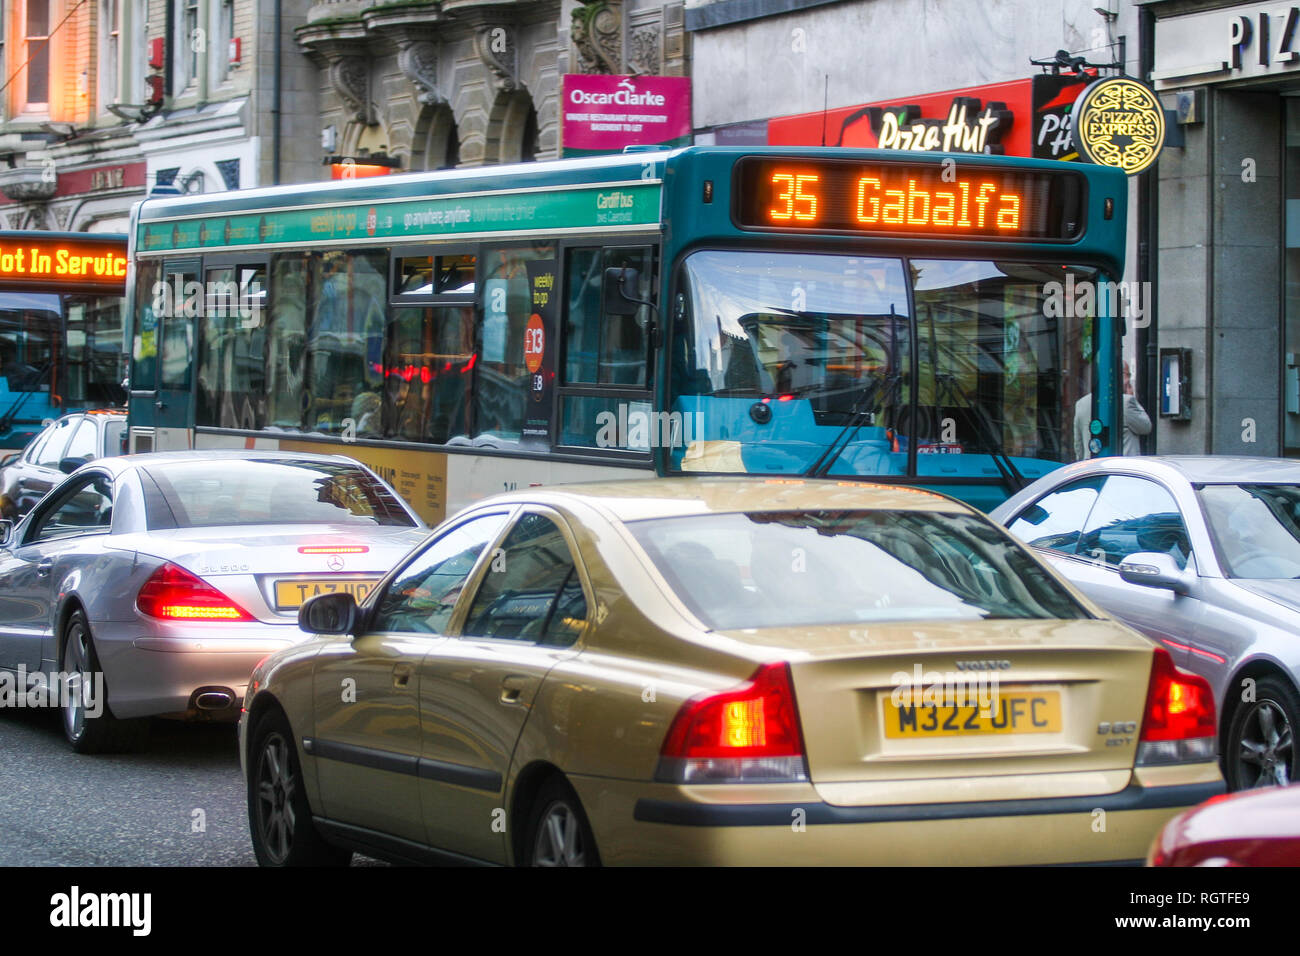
[
  {"left": 1238, "top": 699, "right": 1294, "bottom": 788},
  {"left": 62, "top": 621, "right": 90, "bottom": 742},
  {"left": 533, "top": 802, "right": 586, "bottom": 867},
  {"left": 255, "top": 731, "right": 298, "bottom": 865}
]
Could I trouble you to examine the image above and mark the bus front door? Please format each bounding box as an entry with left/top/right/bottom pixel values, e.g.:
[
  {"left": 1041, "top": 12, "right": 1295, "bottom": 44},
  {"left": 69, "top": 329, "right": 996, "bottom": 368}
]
[{"left": 129, "top": 260, "right": 198, "bottom": 452}]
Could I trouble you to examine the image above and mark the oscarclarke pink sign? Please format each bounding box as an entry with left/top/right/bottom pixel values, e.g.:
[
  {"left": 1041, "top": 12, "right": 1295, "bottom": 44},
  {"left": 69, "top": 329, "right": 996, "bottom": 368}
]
[{"left": 561, "top": 74, "right": 692, "bottom": 155}]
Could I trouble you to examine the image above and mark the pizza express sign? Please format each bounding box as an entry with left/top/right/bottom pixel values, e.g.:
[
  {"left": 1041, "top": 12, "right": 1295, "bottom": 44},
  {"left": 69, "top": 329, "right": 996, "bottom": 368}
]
[{"left": 1071, "top": 77, "right": 1166, "bottom": 176}]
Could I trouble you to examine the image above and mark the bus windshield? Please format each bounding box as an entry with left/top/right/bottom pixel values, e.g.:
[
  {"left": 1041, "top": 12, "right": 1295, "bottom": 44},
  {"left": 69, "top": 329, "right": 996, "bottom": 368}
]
[{"left": 670, "top": 250, "right": 1099, "bottom": 486}]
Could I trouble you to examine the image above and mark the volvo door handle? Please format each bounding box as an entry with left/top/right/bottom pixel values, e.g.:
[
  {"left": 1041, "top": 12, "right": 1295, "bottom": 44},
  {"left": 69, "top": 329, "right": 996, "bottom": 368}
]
[
  {"left": 500, "top": 675, "right": 530, "bottom": 705},
  {"left": 35, "top": 558, "right": 53, "bottom": 578},
  {"left": 392, "top": 663, "right": 413, "bottom": 689}
]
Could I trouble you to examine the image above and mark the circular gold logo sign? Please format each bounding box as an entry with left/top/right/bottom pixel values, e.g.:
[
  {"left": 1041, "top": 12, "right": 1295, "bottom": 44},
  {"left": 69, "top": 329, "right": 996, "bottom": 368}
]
[{"left": 1072, "top": 77, "right": 1166, "bottom": 175}]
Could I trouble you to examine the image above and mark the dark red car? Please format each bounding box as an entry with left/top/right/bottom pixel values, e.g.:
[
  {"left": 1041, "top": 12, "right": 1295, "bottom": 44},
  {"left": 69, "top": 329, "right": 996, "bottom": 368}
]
[{"left": 1148, "top": 783, "right": 1300, "bottom": 866}]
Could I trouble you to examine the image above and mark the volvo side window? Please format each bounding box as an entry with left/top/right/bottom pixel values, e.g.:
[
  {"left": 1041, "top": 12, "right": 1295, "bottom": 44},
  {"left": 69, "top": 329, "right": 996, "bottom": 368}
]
[
  {"left": 461, "top": 512, "right": 587, "bottom": 645},
  {"left": 370, "top": 513, "right": 508, "bottom": 634}
]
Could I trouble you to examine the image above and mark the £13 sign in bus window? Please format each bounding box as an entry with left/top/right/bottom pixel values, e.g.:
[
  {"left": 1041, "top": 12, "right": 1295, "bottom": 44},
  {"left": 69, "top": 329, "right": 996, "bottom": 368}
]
[{"left": 733, "top": 158, "right": 1086, "bottom": 241}]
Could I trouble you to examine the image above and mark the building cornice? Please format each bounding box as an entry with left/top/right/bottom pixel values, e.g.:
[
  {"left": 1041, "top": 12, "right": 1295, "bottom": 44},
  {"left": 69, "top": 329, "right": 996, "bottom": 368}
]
[{"left": 133, "top": 99, "right": 251, "bottom": 154}]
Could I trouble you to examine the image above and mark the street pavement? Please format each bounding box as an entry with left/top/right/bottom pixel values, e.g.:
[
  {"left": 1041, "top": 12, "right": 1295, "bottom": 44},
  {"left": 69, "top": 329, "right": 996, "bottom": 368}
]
[{"left": 0, "top": 705, "right": 383, "bottom": 866}]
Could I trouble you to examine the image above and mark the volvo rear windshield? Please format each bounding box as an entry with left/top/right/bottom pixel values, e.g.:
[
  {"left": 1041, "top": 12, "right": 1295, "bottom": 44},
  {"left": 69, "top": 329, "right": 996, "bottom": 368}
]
[{"left": 628, "top": 509, "right": 1087, "bottom": 630}]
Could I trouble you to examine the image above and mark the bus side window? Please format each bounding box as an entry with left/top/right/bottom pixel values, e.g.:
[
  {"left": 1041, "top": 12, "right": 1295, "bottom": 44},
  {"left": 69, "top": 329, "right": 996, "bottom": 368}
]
[
  {"left": 306, "top": 250, "right": 387, "bottom": 436},
  {"left": 564, "top": 246, "right": 654, "bottom": 387},
  {"left": 473, "top": 244, "right": 556, "bottom": 446},
  {"left": 384, "top": 305, "right": 473, "bottom": 444}
]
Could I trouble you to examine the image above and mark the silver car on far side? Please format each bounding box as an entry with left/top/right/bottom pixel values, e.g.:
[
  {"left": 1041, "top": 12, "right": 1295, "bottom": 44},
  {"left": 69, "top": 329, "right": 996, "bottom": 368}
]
[
  {"left": 990, "top": 456, "right": 1300, "bottom": 791},
  {"left": 0, "top": 450, "right": 425, "bottom": 753}
]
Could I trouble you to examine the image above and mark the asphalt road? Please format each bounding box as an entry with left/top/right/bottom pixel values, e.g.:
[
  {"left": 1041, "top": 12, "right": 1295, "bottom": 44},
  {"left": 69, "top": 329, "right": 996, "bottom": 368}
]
[{"left": 0, "top": 706, "right": 384, "bottom": 866}]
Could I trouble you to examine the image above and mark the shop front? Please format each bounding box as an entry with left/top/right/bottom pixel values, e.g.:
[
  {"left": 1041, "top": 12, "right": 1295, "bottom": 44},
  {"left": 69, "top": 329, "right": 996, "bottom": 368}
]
[
  {"left": 1148, "top": 0, "right": 1299, "bottom": 456},
  {"left": 702, "top": 73, "right": 1097, "bottom": 162}
]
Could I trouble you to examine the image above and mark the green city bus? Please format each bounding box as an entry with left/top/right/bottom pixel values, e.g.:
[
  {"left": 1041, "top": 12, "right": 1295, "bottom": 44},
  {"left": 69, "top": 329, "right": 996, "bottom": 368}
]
[{"left": 125, "top": 146, "right": 1126, "bottom": 523}]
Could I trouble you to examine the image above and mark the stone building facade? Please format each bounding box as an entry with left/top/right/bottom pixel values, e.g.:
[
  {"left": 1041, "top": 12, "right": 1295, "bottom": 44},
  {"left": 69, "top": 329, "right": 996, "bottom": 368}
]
[
  {"left": 0, "top": 0, "right": 319, "bottom": 233},
  {"left": 295, "top": 0, "right": 688, "bottom": 173}
]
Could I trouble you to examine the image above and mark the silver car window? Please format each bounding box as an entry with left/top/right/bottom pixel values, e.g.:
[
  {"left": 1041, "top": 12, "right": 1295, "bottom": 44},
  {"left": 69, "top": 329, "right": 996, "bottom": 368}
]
[
  {"left": 103, "top": 420, "right": 127, "bottom": 456},
  {"left": 34, "top": 417, "right": 76, "bottom": 469},
  {"left": 29, "top": 474, "right": 114, "bottom": 543},
  {"left": 64, "top": 418, "right": 98, "bottom": 463},
  {"left": 143, "top": 459, "right": 416, "bottom": 528},
  {"left": 1198, "top": 484, "right": 1300, "bottom": 578},
  {"left": 1078, "top": 475, "right": 1191, "bottom": 570},
  {"left": 23, "top": 426, "right": 52, "bottom": 465},
  {"left": 1008, "top": 477, "right": 1104, "bottom": 554}
]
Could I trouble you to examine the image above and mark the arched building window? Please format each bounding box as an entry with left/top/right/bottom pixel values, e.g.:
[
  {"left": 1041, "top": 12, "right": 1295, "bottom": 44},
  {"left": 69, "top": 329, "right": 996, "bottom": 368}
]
[
  {"left": 486, "top": 89, "right": 540, "bottom": 164},
  {"left": 413, "top": 103, "right": 460, "bottom": 171}
]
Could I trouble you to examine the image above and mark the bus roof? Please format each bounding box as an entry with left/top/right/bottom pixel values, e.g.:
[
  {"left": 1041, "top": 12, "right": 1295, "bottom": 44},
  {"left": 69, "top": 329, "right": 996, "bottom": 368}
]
[
  {"left": 134, "top": 148, "right": 670, "bottom": 221},
  {"left": 133, "top": 145, "right": 1123, "bottom": 219},
  {"left": 131, "top": 146, "right": 1127, "bottom": 276}
]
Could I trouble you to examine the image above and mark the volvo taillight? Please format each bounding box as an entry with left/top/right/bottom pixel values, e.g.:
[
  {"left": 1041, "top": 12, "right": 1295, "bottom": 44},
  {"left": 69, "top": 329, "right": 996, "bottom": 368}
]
[
  {"left": 1136, "top": 647, "right": 1218, "bottom": 765},
  {"left": 656, "top": 662, "right": 808, "bottom": 783},
  {"left": 137, "top": 563, "right": 254, "bottom": 622}
]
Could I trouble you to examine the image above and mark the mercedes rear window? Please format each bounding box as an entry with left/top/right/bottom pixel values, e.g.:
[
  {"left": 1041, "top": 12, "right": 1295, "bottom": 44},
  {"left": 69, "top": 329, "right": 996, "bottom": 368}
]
[
  {"left": 143, "top": 459, "right": 416, "bottom": 529},
  {"left": 628, "top": 510, "right": 1086, "bottom": 630}
]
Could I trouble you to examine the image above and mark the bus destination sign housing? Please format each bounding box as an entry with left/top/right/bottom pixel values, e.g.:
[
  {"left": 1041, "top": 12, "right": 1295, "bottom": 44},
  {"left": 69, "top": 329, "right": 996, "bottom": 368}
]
[
  {"left": 0, "top": 235, "right": 128, "bottom": 294},
  {"left": 733, "top": 157, "right": 1086, "bottom": 241}
]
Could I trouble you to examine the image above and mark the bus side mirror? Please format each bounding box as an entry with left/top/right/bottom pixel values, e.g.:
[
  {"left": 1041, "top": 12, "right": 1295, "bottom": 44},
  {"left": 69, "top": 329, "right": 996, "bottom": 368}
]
[
  {"left": 58, "top": 457, "right": 88, "bottom": 475},
  {"left": 0, "top": 520, "right": 11, "bottom": 547},
  {"left": 603, "top": 267, "right": 644, "bottom": 316}
]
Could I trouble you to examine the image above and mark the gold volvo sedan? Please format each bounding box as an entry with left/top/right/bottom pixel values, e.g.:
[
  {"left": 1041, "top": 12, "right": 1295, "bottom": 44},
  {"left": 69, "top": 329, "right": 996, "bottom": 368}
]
[{"left": 239, "top": 478, "right": 1225, "bottom": 866}]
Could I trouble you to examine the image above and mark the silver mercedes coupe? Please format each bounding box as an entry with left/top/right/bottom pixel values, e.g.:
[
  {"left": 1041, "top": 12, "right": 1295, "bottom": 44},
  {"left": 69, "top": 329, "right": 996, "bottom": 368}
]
[
  {"left": 0, "top": 449, "right": 425, "bottom": 753},
  {"left": 991, "top": 456, "right": 1300, "bottom": 791}
]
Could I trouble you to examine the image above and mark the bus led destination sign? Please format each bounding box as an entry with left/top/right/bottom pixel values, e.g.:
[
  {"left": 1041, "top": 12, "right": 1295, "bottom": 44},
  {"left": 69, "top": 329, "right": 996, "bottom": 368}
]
[
  {"left": 733, "top": 158, "right": 1085, "bottom": 240},
  {"left": 0, "top": 237, "right": 128, "bottom": 290}
]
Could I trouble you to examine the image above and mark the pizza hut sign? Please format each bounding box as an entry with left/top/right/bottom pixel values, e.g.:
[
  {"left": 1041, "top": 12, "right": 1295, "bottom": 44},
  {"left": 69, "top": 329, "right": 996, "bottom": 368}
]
[{"left": 874, "top": 99, "right": 1012, "bottom": 153}]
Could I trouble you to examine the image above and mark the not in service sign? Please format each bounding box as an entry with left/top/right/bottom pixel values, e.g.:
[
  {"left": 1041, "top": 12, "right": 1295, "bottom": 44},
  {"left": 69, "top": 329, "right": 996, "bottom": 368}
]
[{"left": 561, "top": 74, "right": 692, "bottom": 157}]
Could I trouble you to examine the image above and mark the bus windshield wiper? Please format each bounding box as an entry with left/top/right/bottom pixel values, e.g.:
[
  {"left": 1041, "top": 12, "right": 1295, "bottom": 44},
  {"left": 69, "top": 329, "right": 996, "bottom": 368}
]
[
  {"left": 804, "top": 409, "right": 871, "bottom": 478},
  {"left": 931, "top": 372, "right": 1025, "bottom": 494},
  {"left": 805, "top": 378, "right": 884, "bottom": 478}
]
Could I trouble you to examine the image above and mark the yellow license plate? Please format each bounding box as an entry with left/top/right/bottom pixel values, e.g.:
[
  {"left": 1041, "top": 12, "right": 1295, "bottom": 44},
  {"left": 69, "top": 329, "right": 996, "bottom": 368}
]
[
  {"left": 884, "top": 691, "right": 1062, "bottom": 738},
  {"left": 274, "top": 578, "right": 378, "bottom": 609}
]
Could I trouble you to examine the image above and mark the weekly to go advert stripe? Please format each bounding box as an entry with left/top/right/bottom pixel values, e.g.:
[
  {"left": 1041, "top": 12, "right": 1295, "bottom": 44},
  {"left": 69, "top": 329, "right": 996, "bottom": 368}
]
[{"left": 137, "top": 181, "right": 663, "bottom": 253}]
